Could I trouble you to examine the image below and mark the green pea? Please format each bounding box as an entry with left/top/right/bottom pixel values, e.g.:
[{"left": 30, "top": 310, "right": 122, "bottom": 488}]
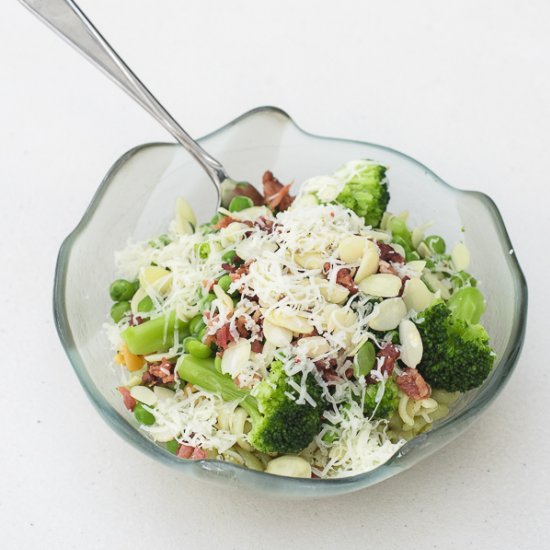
[
  {"left": 134, "top": 403, "right": 155, "bottom": 426},
  {"left": 221, "top": 249, "right": 237, "bottom": 264},
  {"left": 165, "top": 439, "right": 180, "bottom": 455},
  {"left": 109, "top": 279, "right": 139, "bottom": 301},
  {"left": 137, "top": 295, "right": 154, "bottom": 312},
  {"left": 322, "top": 431, "right": 338, "bottom": 444},
  {"left": 391, "top": 235, "right": 412, "bottom": 254},
  {"left": 200, "top": 292, "right": 216, "bottom": 310},
  {"left": 451, "top": 270, "right": 477, "bottom": 289},
  {"left": 196, "top": 242, "right": 210, "bottom": 259},
  {"left": 424, "top": 235, "right": 446, "bottom": 255},
  {"left": 197, "top": 325, "right": 208, "bottom": 342},
  {"left": 389, "top": 217, "right": 413, "bottom": 247},
  {"left": 353, "top": 341, "right": 376, "bottom": 377},
  {"left": 218, "top": 274, "right": 233, "bottom": 292},
  {"left": 110, "top": 301, "right": 131, "bottom": 323},
  {"left": 447, "top": 286, "right": 486, "bottom": 324},
  {"left": 406, "top": 250, "right": 421, "bottom": 262},
  {"left": 228, "top": 196, "right": 254, "bottom": 213},
  {"left": 183, "top": 336, "right": 199, "bottom": 352},
  {"left": 187, "top": 339, "right": 213, "bottom": 359},
  {"left": 189, "top": 314, "right": 206, "bottom": 336}
]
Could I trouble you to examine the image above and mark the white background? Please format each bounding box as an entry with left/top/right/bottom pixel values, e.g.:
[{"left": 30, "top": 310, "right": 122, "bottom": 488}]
[{"left": 2, "top": 1, "right": 549, "bottom": 548}]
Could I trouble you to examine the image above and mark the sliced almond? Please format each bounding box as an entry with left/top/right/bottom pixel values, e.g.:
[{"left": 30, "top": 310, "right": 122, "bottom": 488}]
[
  {"left": 153, "top": 386, "right": 176, "bottom": 401},
  {"left": 221, "top": 340, "right": 251, "bottom": 377},
  {"left": 422, "top": 271, "right": 451, "bottom": 300},
  {"left": 406, "top": 260, "right": 427, "bottom": 273},
  {"left": 296, "top": 336, "right": 330, "bottom": 358},
  {"left": 338, "top": 236, "right": 368, "bottom": 263},
  {"left": 175, "top": 197, "right": 197, "bottom": 228},
  {"left": 368, "top": 298, "right": 407, "bottom": 331},
  {"left": 140, "top": 266, "right": 172, "bottom": 295},
  {"left": 359, "top": 273, "right": 402, "bottom": 297},
  {"left": 130, "top": 385, "right": 157, "bottom": 407},
  {"left": 263, "top": 318, "right": 293, "bottom": 347},
  {"left": 451, "top": 242, "right": 470, "bottom": 271},
  {"left": 265, "top": 456, "right": 312, "bottom": 478},
  {"left": 399, "top": 319, "right": 423, "bottom": 368},
  {"left": 294, "top": 251, "right": 324, "bottom": 269},
  {"left": 268, "top": 309, "right": 314, "bottom": 335},
  {"left": 327, "top": 308, "right": 357, "bottom": 332},
  {"left": 213, "top": 284, "right": 234, "bottom": 313},
  {"left": 417, "top": 241, "right": 431, "bottom": 259},
  {"left": 354, "top": 240, "right": 380, "bottom": 283},
  {"left": 402, "top": 278, "right": 437, "bottom": 312},
  {"left": 319, "top": 282, "right": 350, "bottom": 304}
]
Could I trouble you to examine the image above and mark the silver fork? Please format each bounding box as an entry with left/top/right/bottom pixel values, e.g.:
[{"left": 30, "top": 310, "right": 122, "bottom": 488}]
[{"left": 19, "top": 0, "right": 236, "bottom": 207}]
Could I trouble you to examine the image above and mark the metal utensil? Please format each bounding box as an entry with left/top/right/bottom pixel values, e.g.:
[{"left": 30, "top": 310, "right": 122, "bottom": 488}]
[{"left": 19, "top": 0, "right": 235, "bottom": 206}]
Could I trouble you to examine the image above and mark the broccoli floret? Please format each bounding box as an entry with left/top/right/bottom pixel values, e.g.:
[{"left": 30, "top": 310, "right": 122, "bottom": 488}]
[
  {"left": 332, "top": 160, "right": 389, "bottom": 227},
  {"left": 177, "top": 356, "right": 325, "bottom": 454},
  {"left": 364, "top": 377, "right": 400, "bottom": 419},
  {"left": 414, "top": 300, "right": 495, "bottom": 393}
]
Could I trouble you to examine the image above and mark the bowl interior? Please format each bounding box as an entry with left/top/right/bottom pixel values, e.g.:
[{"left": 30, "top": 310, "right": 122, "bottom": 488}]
[{"left": 54, "top": 107, "right": 527, "bottom": 497}]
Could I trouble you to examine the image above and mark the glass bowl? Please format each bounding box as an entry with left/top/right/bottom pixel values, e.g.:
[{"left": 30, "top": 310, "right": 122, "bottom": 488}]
[{"left": 53, "top": 106, "right": 528, "bottom": 497}]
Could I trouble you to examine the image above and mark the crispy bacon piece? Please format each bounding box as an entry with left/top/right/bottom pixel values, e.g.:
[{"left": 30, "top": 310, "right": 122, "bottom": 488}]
[
  {"left": 262, "top": 171, "right": 295, "bottom": 212},
  {"left": 377, "top": 242, "right": 404, "bottom": 264},
  {"left": 235, "top": 316, "right": 250, "bottom": 338},
  {"left": 118, "top": 387, "right": 136, "bottom": 411},
  {"left": 214, "top": 215, "right": 239, "bottom": 229},
  {"left": 255, "top": 216, "right": 275, "bottom": 234},
  {"left": 377, "top": 344, "right": 400, "bottom": 376},
  {"left": 251, "top": 339, "right": 264, "bottom": 353},
  {"left": 215, "top": 324, "right": 234, "bottom": 350},
  {"left": 396, "top": 367, "right": 431, "bottom": 400},
  {"left": 232, "top": 183, "right": 265, "bottom": 206},
  {"left": 335, "top": 267, "right": 358, "bottom": 294},
  {"left": 142, "top": 358, "right": 175, "bottom": 386},
  {"left": 191, "top": 447, "right": 207, "bottom": 460},
  {"left": 177, "top": 445, "right": 194, "bottom": 459}
]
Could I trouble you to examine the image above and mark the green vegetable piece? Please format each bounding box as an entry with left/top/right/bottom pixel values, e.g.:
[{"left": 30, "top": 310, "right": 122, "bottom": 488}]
[
  {"left": 451, "top": 270, "right": 477, "bottom": 289},
  {"left": 221, "top": 249, "right": 238, "bottom": 264},
  {"left": 189, "top": 314, "right": 206, "bottom": 336},
  {"left": 187, "top": 339, "right": 213, "bottom": 359},
  {"left": 220, "top": 180, "right": 264, "bottom": 209},
  {"left": 210, "top": 213, "right": 222, "bottom": 225},
  {"left": 228, "top": 196, "right": 254, "bottom": 213},
  {"left": 424, "top": 235, "right": 446, "bottom": 255},
  {"left": 447, "top": 286, "right": 486, "bottom": 324},
  {"left": 414, "top": 300, "right": 494, "bottom": 392},
  {"left": 177, "top": 356, "right": 326, "bottom": 454},
  {"left": 332, "top": 161, "right": 389, "bottom": 227},
  {"left": 165, "top": 439, "right": 180, "bottom": 454},
  {"left": 200, "top": 292, "right": 216, "bottom": 311},
  {"left": 218, "top": 274, "right": 233, "bottom": 292},
  {"left": 197, "top": 325, "right": 208, "bottom": 341},
  {"left": 137, "top": 295, "right": 154, "bottom": 312},
  {"left": 109, "top": 279, "right": 139, "bottom": 302},
  {"left": 214, "top": 355, "right": 222, "bottom": 373},
  {"left": 322, "top": 430, "right": 338, "bottom": 444},
  {"left": 196, "top": 242, "right": 210, "bottom": 259},
  {"left": 122, "top": 311, "right": 189, "bottom": 355},
  {"left": 353, "top": 341, "right": 376, "bottom": 377},
  {"left": 406, "top": 250, "right": 421, "bottom": 262},
  {"left": 391, "top": 235, "right": 412, "bottom": 255},
  {"left": 389, "top": 217, "right": 413, "bottom": 248},
  {"left": 110, "top": 301, "right": 130, "bottom": 323},
  {"left": 363, "top": 378, "right": 400, "bottom": 419},
  {"left": 134, "top": 403, "right": 155, "bottom": 426}
]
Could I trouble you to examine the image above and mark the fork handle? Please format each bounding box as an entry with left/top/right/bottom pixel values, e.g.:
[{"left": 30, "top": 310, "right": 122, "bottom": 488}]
[{"left": 19, "top": 0, "right": 227, "bottom": 188}]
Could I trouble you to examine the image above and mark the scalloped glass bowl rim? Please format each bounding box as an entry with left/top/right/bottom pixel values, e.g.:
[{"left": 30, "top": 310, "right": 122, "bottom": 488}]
[{"left": 53, "top": 106, "right": 528, "bottom": 494}]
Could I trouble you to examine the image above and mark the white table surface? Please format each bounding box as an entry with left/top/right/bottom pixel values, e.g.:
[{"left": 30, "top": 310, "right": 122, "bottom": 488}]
[{"left": 2, "top": 1, "right": 549, "bottom": 548}]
